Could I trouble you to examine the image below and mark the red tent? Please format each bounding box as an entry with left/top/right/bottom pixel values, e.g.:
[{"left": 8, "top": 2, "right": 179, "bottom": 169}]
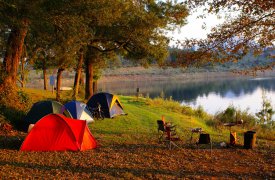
[{"left": 20, "top": 114, "right": 97, "bottom": 151}]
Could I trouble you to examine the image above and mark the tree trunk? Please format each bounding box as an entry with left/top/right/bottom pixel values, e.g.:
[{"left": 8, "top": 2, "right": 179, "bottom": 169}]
[
  {"left": 93, "top": 81, "right": 98, "bottom": 94},
  {"left": 85, "top": 60, "right": 93, "bottom": 100},
  {"left": 80, "top": 72, "right": 84, "bottom": 85},
  {"left": 43, "top": 67, "right": 48, "bottom": 90},
  {"left": 73, "top": 48, "right": 84, "bottom": 99},
  {"left": 19, "top": 58, "right": 25, "bottom": 88},
  {"left": 3, "top": 18, "right": 29, "bottom": 87},
  {"left": 56, "top": 68, "right": 64, "bottom": 102}
]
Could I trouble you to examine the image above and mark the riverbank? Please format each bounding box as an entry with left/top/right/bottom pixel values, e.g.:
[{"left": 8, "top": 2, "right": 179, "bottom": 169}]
[
  {"left": 100, "top": 67, "right": 275, "bottom": 83},
  {"left": 25, "top": 67, "right": 275, "bottom": 89}
]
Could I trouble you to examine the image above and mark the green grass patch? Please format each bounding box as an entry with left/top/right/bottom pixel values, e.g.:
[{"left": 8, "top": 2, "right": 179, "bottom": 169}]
[{"left": 2, "top": 88, "right": 274, "bottom": 147}]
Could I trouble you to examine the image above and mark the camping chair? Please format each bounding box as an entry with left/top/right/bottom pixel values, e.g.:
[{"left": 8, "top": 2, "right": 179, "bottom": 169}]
[
  {"left": 157, "top": 120, "right": 177, "bottom": 143},
  {"left": 157, "top": 120, "right": 180, "bottom": 149},
  {"left": 157, "top": 120, "right": 166, "bottom": 142},
  {"left": 165, "top": 125, "right": 180, "bottom": 150}
]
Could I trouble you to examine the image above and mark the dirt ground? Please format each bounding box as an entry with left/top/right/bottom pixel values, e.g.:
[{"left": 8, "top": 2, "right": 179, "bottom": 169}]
[{"left": 0, "top": 130, "right": 274, "bottom": 179}]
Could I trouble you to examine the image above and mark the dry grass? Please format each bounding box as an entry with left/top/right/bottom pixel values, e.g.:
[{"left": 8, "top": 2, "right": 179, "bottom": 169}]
[{"left": 0, "top": 135, "right": 274, "bottom": 179}]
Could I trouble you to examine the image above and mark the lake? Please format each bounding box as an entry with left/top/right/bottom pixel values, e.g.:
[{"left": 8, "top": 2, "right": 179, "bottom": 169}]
[{"left": 98, "top": 76, "right": 275, "bottom": 117}]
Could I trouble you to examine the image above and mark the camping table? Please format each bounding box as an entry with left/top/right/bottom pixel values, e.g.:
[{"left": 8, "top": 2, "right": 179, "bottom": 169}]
[
  {"left": 223, "top": 123, "right": 237, "bottom": 146},
  {"left": 189, "top": 127, "right": 203, "bottom": 143}
]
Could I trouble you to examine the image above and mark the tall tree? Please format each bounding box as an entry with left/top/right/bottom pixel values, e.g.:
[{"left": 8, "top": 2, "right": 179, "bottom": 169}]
[
  {"left": 180, "top": 0, "right": 275, "bottom": 69},
  {"left": 0, "top": 0, "right": 47, "bottom": 109},
  {"left": 0, "top": 0, "right": 46, "bottom": 87},
  {"left": 72, "top": 48, "right": 85, "bottom": 99},
  {"left": 84, "top": 0, "right": 188, "bottom": 98}
]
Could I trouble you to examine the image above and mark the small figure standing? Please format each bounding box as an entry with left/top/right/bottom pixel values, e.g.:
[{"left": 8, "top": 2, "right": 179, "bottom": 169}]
[{"left": 50, "top": 74, "right": 56, "bottom": 94}]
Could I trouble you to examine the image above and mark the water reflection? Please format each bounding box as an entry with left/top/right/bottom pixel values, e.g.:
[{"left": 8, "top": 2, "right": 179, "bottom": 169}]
[{"left": 98, "top": 77, "right": 275, "bottom": 116}]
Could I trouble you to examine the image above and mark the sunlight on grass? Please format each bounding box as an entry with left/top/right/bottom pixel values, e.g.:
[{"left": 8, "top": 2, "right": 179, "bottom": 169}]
[{"left": 12, "top": 88, "right": 274, "bottom": 147}]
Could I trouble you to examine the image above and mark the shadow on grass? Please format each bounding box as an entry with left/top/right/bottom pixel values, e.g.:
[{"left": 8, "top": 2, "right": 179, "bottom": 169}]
[
  {"left": 0, "top": 135, "right": 25, "bottom": 150},
  {"left": 0, "top": 105, "right": 28, "bottom": 132}
]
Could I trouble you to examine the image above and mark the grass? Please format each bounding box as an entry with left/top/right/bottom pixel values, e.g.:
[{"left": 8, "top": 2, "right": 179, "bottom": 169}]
[
  {"left": 1, "top": 88, "right": 274, "bottom": 179},
  {"left": 1, "top": 88, "right": 272, "bottom": 147}
]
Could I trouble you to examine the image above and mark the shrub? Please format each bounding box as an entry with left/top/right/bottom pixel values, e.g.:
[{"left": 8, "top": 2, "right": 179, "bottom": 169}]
[
  {"left": 181, "top": 106, "right": 196, "bottom": 116},
  {"left": 0, "top": 86, "right": 31, "bottom": 131},
  {"left": 212, "top": 105, "right": 256, "bottom": 129},
  {"left": 194, "top": 105, "right": 210, "bottom": 120},
  {"left": 255, "top": 90, "right": 274, "bottom": 127},
  {"left": 218, "top": 105, "right": 236, "bottom": 123}
]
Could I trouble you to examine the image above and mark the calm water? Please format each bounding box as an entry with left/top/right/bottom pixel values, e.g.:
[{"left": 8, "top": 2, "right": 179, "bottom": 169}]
[{"left": 98, "top": 77, "right": 275, "bottom": 117}]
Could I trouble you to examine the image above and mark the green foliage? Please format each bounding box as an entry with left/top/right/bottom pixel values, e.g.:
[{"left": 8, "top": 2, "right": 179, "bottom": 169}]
[
  {"left": 194, "top": 105, "right": 209, "bottom": 120},
  {"left": 211, "top": 105, "right": 257, "bottom": 128},
  {"left": 87, "top": 0, "right": 188, "bottom": 67},
  {"left": 182, "top": 0, "right": 275, "bottom": 70},
  {"left": 218, "top": 105, "right": 236, "bottom": 123},
  {"left": 0, "top": 88, "right": 31, "bottom": 130},
  {"left": 255, "top": 90, "right": 275, "bottom": 126},
  {"left": 17, "top": 90, "right": 31, "bottom": 105}
]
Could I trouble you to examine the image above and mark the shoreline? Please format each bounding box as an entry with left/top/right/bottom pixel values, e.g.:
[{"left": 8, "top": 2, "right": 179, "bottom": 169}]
[
  {"left": 25, "top": 68, "right": 275, "bottom": 89},
  {"left": 99, "top": 70, "right": 275, "bottom": 83}
]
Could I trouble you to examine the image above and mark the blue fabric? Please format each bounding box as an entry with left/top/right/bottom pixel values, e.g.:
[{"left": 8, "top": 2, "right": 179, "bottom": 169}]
[{"left": 64, "top": 101, "right": 85, "bottom": 119}]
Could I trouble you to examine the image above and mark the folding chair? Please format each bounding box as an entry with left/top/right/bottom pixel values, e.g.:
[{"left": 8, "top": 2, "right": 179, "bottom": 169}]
[
  {"left": 165, "top": 125, "right": 180, "bottom": 150},
  {"left": 157, "top": 120, "right": 166, "bottom": 142},
  {"left": 157, "top": 116, "right": 180, "bottom": 149}
]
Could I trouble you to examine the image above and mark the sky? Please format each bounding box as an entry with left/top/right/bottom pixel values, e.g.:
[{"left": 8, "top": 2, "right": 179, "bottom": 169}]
[{"left": 168, "top": 8, "right": 225, "bottom": 46}]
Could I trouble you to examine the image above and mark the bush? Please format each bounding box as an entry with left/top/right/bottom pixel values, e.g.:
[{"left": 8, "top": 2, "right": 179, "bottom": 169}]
[
  {"left": 181, "top": 106, "right": 196, "bottom": 116},
  {"left": 194, "top": 105, "right": 210, "bottom": 119},
  {"left": 0, "top": 85, "right": 31, "bottom": 131},
  {"left": 211, "top": 105, "right": 256, "bottom": 129},
  {"left": 218, "top": 105, "right": 236, "bottom": 123}
]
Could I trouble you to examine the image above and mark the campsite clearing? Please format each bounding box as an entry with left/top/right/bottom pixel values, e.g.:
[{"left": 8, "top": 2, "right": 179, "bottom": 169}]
[
  {"left": 0, "top": 89, "right": 274, "bottom": 179},
  {"left": 0, "top": 132, "right": 274, "bottom": 179}
]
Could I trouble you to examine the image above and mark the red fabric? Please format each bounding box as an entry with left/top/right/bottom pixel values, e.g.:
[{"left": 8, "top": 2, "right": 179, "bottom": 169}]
[
  {"left": 20, "top": 114, "right": 97, "bottom": 151},
  {"left": 81, "top": 126, "right": 98, "bottom": 150}
]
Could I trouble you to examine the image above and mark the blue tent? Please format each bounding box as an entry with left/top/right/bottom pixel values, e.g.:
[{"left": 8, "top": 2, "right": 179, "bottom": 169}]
[{"left": 62, "top": 101, "right": 94, "bottom": 123}]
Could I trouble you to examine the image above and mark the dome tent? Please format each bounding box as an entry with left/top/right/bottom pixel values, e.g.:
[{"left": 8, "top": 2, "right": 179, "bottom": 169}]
[
  {"left": 23, "top": 100, "right": 72, "bottom": 131},
  {"left": 20, "top": 114, "right": 97, "bottom": 151},
  {"left": 61, "top": 100, "right": 94, "bottom": 123},
  {"left": 87, "top": 92, "right": 126, "bottom": 118}
]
